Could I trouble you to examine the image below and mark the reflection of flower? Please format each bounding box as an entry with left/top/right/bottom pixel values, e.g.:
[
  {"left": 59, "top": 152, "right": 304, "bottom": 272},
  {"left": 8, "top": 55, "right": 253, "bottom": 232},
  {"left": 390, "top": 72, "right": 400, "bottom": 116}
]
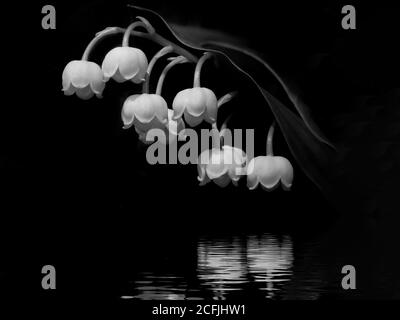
[
  {"left": 247, "top": 156, "right": 293, "bottom": 191},
  {"left": 135, "top": 109, "right": 185, "bottom": 145},
  {"left": 102, "top": 47, "right": 148, "bottom": 83},
  {"left": 121, "top": 93, "right": 168, "bottom": 132},
  {"left": 197, "top": 237, "right": 245, "bottom": 300},
  {"left": 198, "top": 146, "right": 247, "bottom": 187},
  {"left": 62, "top": 60, "right": 105, "bottom": 100},
  {"left": 246, "top": 234, "right": 293, "bottom": 298},
  {"left": 172, "top": 87, "right": 218, "bottom": 127}
]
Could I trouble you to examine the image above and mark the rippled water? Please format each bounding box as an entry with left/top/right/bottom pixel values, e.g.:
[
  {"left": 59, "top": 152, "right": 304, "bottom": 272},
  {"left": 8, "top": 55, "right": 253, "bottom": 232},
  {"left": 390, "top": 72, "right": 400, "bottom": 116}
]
[{"left": 120, "top": 233, "right": 346, "bottom": 300}]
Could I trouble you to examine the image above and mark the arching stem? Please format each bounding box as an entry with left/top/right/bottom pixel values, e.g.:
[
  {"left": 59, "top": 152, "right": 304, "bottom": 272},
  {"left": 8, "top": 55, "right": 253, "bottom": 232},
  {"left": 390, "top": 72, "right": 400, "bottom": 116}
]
[
  {"left": 193, "top": 52, "right": 214, "bottom": 87},
  {"left": 220, "top": 113, "right": 233, "bottom": 132},
  {"left": 156, "top": 56, "right": 190, "bottom": 95},
  {"left": 267, "top": 121, "right": 276, "bottom": 156},
  {"left": 82, "top": 27, "right": 124, "bottom": 61},
  {"left": 219, "top": 113, "right": 233, "bottom": 147},
  {"left": 211, "top": 122, "right": 221, "bottom": 150},
  {"left": 130, "top": 17, "right": 198, "bottom": 63},
  {"left": 217, "top": 91, "right": 238, "bottom": 109},
  {"left": 142, "top": 46, "right": 173, "bottom": 93},
  {"left": 217, "top": 92, "right": 237, "bottom": 146},
  {"left": 122, "top": 21, "right": 148, "bottom": 47}
]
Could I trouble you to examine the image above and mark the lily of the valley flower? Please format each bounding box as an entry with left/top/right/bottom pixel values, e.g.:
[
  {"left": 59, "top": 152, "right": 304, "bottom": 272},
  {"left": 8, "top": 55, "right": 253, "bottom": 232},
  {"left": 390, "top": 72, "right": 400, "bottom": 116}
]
[
  {"left": 173, "top": 52, "right": 218, "bottom": 127},
  {"left": 173, "top": 87, "right": 218, "bottom": 127},
  {"left": 102, "top": 21, "right": 148, "bottom": 83},
  {"left": 62, "top": 60, "right": 105, "bottom": 100},
  {"left": 247, "top": 121, "right": 293, "bottom": 191},
  {"left": 198, "top": 145, "right": 247, "bottom": 188},
  {"left": 121, "top": 93, "right": 168, "bottom": 132},
  {"left": 247, "top": 156, "right": 293, "bottom": 191},
  {"left": 102, "top": 47, "right": 147, "bottom": 83}
]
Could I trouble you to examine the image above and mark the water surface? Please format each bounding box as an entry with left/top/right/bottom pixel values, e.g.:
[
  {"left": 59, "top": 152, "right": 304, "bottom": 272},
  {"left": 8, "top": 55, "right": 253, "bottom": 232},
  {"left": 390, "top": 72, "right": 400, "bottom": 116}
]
[{"left": 119, "top": 233, "right": 352, "bottom": 300}]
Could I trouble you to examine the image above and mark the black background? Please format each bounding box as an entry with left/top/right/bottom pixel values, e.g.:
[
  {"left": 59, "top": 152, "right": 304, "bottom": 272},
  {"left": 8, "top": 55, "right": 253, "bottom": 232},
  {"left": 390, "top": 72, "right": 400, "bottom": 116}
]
[{"left": 1, "top": 0, "right": 399, "bottom": 314}]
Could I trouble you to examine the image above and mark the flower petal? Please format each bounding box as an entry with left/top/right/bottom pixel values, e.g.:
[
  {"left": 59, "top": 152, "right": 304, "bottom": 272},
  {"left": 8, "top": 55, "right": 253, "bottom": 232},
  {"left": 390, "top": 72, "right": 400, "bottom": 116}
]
[
  {"left": 102, "top": 46, "right": 146, "bottom": 83},
  {"left": 112, "top": 69, "right": 127, "bottom": 83},
  {"left": 62, "top": 61, "right": 86, "bottom": 89},
  {"left": 135, "top": 127, "right": 152, "bottom": 144},
  {"left": 274, "top": 156, "right": 294, "bottom": 190},
  {"left": 62, "top": 82, "right": 76, "bottom": 96},
  {"left": 197, "top": 164, "right": 208, "bottom": 185},
  {"left": 73, "top": 61, "right": 100, "bottom": 89},
  {"left": 101, "top": 47, "right": 122, "bottom": 80},
  {"left": 198, "top": 149, "right": 212, "bottom": 185},
  {"left": 166, "top": 109, "right": 182, "bottom": 137},
  {"left": 223, "top": 145, "right": 247, "bottom": 180},
  {"left": 184, "top": 112, "right": 203, "bottom": 127},
  {"left": 76, "top": 85, "right": 94, "bottom": 100},
  {"left": 131, "top": 94, "right": 155, "bottom": 123},
  {"left": 246, "top": 158, "right": 259, "bottom": 190},
  {"left": 121, "top": 94, "right": 141, "bottom": 126},
  {"left": 213, "top": 173, "right": 231, "bottom": 188},
  {"left": 257, "top": 156, "right": 281, "bottom": 190},
  {"left": 206, "top": 149, "right": 228, "bottom": 179},
  {"left": 114, "top": 47, "right": 148, "bottom": 83},
  {"left": 202, "top": 87, "right": 218, "bottom": 123},
  {"left": 150, "top": 95, "right": 168, "bottom": 124},
  {"left": 90, "top": 80, "right": 105, "bottom": 97},
  {"left": 185, "top": 88, "right": 207, "bottom": 117},
  {"left": 172, "top": 89, "right": 190, "bottom": 120}
]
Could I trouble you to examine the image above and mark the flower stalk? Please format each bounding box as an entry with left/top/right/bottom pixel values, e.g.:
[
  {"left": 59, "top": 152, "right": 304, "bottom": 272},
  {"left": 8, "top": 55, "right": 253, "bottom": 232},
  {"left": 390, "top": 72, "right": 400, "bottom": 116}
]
[
  {"left": 211, "top": 122, "right": 221, "bottom": 150},
  {"left": 142, "top": 45, "right": 173, "bottom": 93},
  {"left": 122, "top": 21, "right": 149, "bottom": 47},
  {"left": 267, "top": 121, "right": 276, "bottom": 156},
  {"left": 156, "top": 56, "right": 190, "bottom": 95},
  {"left": 82, "top": 27, "right": 125, "bottom": 61},
  {"left": 194, "top": 52, "right": 214, "bottom": 87},
  {"left": 127, "top": 16, "right": 198, "bottom": 63},
  {"left": 217, "top": 91, "right": 237, "bottom": 109}
]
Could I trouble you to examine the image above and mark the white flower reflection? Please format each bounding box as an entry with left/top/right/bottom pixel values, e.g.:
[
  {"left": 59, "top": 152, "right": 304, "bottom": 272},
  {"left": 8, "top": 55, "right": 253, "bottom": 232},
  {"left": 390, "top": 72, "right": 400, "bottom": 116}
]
[
  {"left": 197, "top": 238, "right": 246, "bottom": 300},
  {"left": 197, "top": 234, "right": 293, "bottom": 299},
  {"left": 246, "top": 235, "right": 293, "bottom": 298}
]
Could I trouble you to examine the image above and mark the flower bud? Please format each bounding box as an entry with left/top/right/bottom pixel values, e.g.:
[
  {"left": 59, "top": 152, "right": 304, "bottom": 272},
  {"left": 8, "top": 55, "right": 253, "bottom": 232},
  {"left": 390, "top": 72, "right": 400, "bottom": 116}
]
[
  {"left": 172, "top": 87, "right": 218, "bottom": 127},
  {"left": 247, "top": 156, "right": 293, "bottom": 191},
  {"left": 102, "top": 47, "right": 148, "bottom": 83},
  {"left": 121, "top": 93, "right": 168, "bottom": 132},
  {"left": 62, "top": 60, "right": 105, "bottom": 100}
]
